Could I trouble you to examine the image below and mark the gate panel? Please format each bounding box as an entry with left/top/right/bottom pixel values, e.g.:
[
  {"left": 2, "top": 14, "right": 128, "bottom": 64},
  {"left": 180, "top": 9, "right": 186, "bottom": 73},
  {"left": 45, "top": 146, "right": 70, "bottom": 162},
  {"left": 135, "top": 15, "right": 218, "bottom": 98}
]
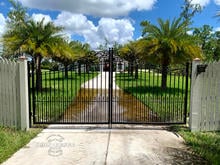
[
  {"left": 113, "top": 60, "right": 190, "bottom": 124},
  {"left": 30, "top": 54, "right": 111, "bottom": 124},
  {"left": 29, "top": 48, "right": 190, "bottom": 125}
]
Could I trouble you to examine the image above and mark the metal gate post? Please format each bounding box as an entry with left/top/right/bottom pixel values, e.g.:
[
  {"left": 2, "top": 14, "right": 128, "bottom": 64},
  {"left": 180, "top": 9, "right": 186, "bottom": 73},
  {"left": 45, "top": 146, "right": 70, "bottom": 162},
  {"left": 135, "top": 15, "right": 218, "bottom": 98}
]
[
  {"left": 31, "top": 60, "right": 36, "bottom": 124},
  {"left": 27, "top": 61, "right": 33, "bottom": 128},
  {"left": 108, "top": 48, "right": 114, "bottom": 128},
  {"left": 184, "top": 62, "right": 189, "bottom": 124}
]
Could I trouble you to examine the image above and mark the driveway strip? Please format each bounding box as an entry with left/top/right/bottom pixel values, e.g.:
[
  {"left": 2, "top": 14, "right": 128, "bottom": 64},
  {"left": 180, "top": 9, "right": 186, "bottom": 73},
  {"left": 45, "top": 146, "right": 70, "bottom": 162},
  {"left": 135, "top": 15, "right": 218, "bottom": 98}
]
[{"left": 2, "top": 125, "right": 206, "bottom": 165}]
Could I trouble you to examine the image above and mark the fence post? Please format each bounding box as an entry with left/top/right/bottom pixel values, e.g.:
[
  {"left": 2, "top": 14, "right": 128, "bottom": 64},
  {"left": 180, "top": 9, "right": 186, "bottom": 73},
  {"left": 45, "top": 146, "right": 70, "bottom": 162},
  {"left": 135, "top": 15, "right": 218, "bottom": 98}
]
[
  {"left": 189, "top": 58, "right": 202, "bottom": 131},
  {"left": 18, "top": 57, "right": 30, "bottom": 131}
]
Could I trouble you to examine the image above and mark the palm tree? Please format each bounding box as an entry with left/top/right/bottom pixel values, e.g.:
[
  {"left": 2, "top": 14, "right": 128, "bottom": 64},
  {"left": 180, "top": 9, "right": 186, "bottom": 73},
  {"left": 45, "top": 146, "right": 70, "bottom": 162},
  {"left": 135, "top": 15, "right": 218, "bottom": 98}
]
[
  {"left": 69, "top": 41, "right": 97, "bottom": 74},
  {"left": 3, "top": 18, "right": 64, "bottom": 91},
  {"left": 50, "top": 39, "right": 76, "bottom": 78},
  {"left": 139, "top": 17, "right": 203, "bottom": 89},
  {"left": 119, "top": 41, "right": 140, "bottom": 79}
]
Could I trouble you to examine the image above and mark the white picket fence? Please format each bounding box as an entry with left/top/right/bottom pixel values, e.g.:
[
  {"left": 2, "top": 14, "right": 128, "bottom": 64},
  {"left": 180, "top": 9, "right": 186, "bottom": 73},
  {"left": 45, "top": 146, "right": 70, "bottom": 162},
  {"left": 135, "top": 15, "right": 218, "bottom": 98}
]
[
  {"left": 190, "top": 59, "right": 220, "bottom": 131},
  {"left": 0, "top": 59, "right": 29, "bottom": 130}
]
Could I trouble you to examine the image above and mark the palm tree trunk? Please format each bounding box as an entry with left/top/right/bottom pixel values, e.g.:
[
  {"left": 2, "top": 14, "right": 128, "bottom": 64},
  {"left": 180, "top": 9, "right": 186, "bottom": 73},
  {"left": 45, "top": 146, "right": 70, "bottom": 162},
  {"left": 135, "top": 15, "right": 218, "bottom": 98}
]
[
  {"left": 78, "top": 63, "right": 81, "bottom": 75},
  {"left": 161, "top": 64, "right": 168, "bottom": 90},
  {"left": 36, "top": 54, "right": 42, "bottom": 91},
  {"left": 131, "top": 62, "right": 134, "bottom": 76},
  {"left": 135, "top": 63, "right": 138, "bottom": 79},
  {"left": 86, "top": 64, "right": 90, "bottom": 73},
  {"left": 128, "top": 62, "right": 131, "bottom": 75}
]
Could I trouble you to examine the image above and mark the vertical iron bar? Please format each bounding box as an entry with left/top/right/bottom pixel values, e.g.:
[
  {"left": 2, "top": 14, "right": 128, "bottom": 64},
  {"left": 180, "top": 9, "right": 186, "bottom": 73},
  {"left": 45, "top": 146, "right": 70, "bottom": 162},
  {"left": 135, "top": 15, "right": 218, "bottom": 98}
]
[
  {"left": 57, "top": 70, "right": 60, "bottom": 122},
  {"left": 177, "top": 70, "right": 180, "bottom": 121},
  {"left": 135, "top": 62, "right": 138, "bottom": 122},
  {"left": 184, "top": 62, "right": 189, "bottom": 124},
  {"left": 27, "top": 61, "right": 32, "bottom": 127},
  {"left": 169, "top": 68, "right": 172, "bottom": 122},
  {"left": 108, "top": 48, "right": 113, "bottom": 128},
  {"left": 45, "top": 71, "right": 47, "bottom": 122},
  {"left": 31, "top": 61, "right": 36, "bottom": 124},
  {"left": 49, "top": 71, "right": 52, "bottom": 123},
  {"left": 181, "top": 67, "right": 185, "bottom": 122},
  {"left": 156, "top": 67, "right": 159, "bottom": 121},
  {"left": 144, "top": 64, "right": 147, "bottom": 122},
  {"left": 148, "top": 66, "right": 151, "bottom": 122},
  {"left": 152, "top": 66, "right": 155, "bottom": 121},
  {"left": 53, "top": 70, "right": 56, "bottom": 123},
  {"left": 62, "top": 70, "right": 65, "bottom": 122},
  {"left": 66, "top": 67, "right": 69, "bottom": 123},
  {"left": 173, "top": 70, "right": 176, "bottom": 122}
]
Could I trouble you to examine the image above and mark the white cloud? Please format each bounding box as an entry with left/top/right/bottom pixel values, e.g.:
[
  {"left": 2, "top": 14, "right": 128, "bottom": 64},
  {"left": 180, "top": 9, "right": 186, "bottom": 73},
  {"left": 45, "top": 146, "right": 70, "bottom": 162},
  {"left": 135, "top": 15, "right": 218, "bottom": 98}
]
[
  {"left": 54, "top": 12, "right": 96, "bottom": 35},
  {"left": 187, "top": 30, "right": 193, "bottom": 35},
  {"left": 17, "top": 0, "right": 157, "bottom": 17},
  {"left": 0, "top": 13, "right": 6, "bottom": 36},
  {"left": 214, "top": 0, "right": 220, "bottom": 5},
  {"left": 54, "top": 12, "right": 134, "bottom": 48},
  {"left": 214, "top": 27, "right": 220, "bottom": 31},
  {"left": 32, "top": 13, "right": 52, "bottom": 24},
  {"left": 191, "top": 0, "right": 210, "bottom": 7},
  {"left": 97, "top": 18, "right": 134, "bottom": 45}
]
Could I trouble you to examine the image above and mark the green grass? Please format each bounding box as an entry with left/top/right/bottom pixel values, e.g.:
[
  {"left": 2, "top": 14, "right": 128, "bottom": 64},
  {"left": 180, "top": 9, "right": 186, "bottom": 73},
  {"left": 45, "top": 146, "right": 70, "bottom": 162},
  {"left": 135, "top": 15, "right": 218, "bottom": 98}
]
[
  {"left": 170, "top": 126, "right": 220, "bottom": 164},
  {"left": 0, "top": 126, "right": 41, "bottom": 164},
  {"left": 116, "top": 71, "right": 190, "bottom": 122},
  {"left": 30, "top": 71, "right": 98, "bottom": 123}
]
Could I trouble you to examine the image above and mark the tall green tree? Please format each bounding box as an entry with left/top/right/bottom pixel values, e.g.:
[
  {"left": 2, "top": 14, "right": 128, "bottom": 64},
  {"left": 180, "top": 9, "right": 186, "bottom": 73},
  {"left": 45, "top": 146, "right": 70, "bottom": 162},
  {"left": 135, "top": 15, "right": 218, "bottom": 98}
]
[
  {"left": 212, "top": 31, "right": 220, "bottom": 61},
  {"left": 180, "top": 0, "right": 201, "bottom": 26},
  {"left": 3, "top": 0, "right": 67, "bottom": 90},
  {"left": 140, "top": 18, "right": 203, "bottom": 89},
  {"left": 193, "top": 25, "right": 217, "bottom": 61},
  {"left": 2, "top": 0, "right": 28, "bottom": 57}
]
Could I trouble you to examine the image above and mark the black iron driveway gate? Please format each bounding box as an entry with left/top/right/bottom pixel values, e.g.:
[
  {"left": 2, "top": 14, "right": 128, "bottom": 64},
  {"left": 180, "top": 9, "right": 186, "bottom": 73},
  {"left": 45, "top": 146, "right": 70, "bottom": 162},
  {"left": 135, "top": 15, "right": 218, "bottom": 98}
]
[{"left": 28, "top": 48, "right": 190, "bottom": 126}]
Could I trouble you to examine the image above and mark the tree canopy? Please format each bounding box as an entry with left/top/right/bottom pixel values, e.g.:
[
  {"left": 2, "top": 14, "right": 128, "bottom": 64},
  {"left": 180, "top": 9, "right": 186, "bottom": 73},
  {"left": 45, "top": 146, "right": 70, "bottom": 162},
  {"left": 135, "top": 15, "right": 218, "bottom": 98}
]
[{"left": 138, "top": 17, "right": 203, "bottom": 89}]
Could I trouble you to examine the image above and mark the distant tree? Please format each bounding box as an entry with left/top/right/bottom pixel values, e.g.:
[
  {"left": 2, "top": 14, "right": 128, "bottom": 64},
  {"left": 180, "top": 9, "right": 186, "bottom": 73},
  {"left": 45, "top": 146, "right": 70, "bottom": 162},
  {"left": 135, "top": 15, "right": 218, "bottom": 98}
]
[
  {"left": 213, "top": 31, "right": 220, "bottom": 61},
  {"left": 180, "top": 0, "right": 202, "bottom": 26},
  {"left": 119, "top": 41, "right": 140, "bottom": 79},
  {"left": 51, "top": 39, "right": 76, "bottom": 78},
  {"left": 69, "top": 41, "right": 98, "bottom": 74},
  {"left": 98, "top": 39, "right": 111, "bottom": 51},
  {"left": 2, "top": 0, "right": 28, "bottom": 57},
  {"left": 140, "top": 17, "right": 203, "bottom": 89},
  {"left": 3, "top": 0, "right": 68, "bottom": 91},
  {"left": 193, "top": 25, "right": 217, "bottom": 61}
]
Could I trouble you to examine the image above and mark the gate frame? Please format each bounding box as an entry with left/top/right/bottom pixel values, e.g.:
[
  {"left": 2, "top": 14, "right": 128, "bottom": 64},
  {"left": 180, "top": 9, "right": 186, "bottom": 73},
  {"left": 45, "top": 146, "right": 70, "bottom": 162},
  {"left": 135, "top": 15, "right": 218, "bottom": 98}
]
[{"left": 28, "top": 48, "right": 190, "bottom": 126}]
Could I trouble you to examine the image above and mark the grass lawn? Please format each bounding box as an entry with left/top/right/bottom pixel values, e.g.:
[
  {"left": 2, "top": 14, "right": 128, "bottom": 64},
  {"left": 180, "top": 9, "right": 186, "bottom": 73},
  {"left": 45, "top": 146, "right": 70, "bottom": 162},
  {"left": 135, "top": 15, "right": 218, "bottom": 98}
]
[
  {"left": 0, "top": 126, "right": 41, "bottom": 164},
  {"left": 30, "top": 70, "right": 98, "bottom": 123},
  {"left": 170, "top": 125, "right": 220, "bottom": 164},
  {"left": 116, "top": 70, "right": 190, "bottom": 122}
]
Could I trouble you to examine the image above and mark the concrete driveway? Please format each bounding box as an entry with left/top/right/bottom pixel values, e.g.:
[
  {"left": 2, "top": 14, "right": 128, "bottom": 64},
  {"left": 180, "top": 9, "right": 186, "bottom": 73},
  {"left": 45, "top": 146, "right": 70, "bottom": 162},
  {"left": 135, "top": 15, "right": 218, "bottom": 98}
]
[{"left": 2, "top": 125, "right": 206, "bottom": 165}]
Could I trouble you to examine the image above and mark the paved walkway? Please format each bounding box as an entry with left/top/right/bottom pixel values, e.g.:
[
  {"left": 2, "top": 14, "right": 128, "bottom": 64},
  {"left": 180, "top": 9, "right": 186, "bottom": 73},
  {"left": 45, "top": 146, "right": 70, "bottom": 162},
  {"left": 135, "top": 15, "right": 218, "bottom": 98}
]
[
  {"left": 82, "top": 72, "right": 119, "bottom": 89},
  {"left": 2, "top": 125, "right": 206, "bottom": 165}
]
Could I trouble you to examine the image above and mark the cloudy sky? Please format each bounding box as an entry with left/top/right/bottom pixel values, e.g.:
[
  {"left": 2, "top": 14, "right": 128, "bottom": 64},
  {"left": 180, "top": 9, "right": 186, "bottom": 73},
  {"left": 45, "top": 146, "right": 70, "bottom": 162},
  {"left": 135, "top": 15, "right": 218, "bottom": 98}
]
[{"left": 0, "top": 0, "right": 220, "bottom": 48}]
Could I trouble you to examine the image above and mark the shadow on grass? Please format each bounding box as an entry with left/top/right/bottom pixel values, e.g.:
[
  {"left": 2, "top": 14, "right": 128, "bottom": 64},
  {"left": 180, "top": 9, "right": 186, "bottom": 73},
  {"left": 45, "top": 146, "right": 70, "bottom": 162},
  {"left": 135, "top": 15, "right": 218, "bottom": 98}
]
[
  {"left": 42, "top": 76, "right": 91, "bottom": 81},
  {"left": 122, "top": 86, "right": 185, "bottom": 95}
]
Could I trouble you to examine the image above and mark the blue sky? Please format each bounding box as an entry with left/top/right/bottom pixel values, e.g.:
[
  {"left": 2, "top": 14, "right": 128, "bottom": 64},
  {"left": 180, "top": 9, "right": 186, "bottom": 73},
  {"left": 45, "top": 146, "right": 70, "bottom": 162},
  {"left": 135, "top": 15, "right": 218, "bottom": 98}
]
[{"left": 0, "top": 0, "right": 220, "bottom": 48}]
